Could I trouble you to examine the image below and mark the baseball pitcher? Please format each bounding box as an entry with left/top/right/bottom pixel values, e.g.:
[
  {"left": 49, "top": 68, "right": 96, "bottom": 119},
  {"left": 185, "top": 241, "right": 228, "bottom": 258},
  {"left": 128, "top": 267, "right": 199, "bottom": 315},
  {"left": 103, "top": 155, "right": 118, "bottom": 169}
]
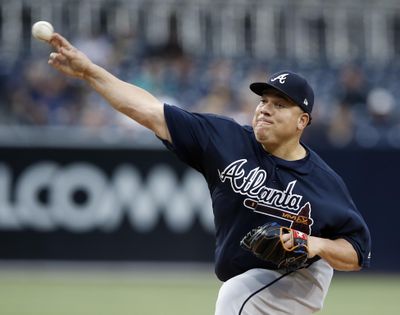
[{"left": 47, "top": 33, "right": 371, "bottom": 315}]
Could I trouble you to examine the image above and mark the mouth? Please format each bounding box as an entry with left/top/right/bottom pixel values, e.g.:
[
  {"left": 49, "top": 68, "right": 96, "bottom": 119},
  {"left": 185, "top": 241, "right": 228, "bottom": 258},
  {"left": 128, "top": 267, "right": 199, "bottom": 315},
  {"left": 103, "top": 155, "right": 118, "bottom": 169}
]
[{"left": 256, "top": 118, "right": 274, "bottom": 125}]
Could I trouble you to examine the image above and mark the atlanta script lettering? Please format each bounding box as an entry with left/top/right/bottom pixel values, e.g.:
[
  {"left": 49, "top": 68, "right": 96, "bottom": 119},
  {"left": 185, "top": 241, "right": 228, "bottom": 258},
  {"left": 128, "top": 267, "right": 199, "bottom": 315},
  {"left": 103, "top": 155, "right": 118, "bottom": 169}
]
[{"left": 218, "top": 159, "right": 303, "bottom": 211}]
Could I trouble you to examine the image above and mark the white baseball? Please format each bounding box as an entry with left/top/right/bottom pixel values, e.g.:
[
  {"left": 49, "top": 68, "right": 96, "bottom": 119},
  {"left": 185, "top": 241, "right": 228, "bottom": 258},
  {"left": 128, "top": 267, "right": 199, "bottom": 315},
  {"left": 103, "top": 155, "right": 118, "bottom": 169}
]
[{"left": 32, "top": 21, "right": 54, "bottom": 42}]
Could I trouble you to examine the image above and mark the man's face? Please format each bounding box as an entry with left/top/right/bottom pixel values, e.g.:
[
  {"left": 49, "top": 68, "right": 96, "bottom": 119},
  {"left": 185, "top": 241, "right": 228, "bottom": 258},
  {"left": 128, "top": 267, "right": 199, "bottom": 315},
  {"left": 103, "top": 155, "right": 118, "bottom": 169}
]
[{"left": 252, "top": 90, "right": 308, "bottom": 147}]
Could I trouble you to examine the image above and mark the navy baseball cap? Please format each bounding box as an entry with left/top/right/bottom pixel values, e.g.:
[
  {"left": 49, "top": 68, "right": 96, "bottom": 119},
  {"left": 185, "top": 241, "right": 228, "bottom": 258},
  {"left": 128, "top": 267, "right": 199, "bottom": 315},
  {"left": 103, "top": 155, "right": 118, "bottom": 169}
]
[{"left": 249, "top": 70, "right": 314, "bottom": 116}]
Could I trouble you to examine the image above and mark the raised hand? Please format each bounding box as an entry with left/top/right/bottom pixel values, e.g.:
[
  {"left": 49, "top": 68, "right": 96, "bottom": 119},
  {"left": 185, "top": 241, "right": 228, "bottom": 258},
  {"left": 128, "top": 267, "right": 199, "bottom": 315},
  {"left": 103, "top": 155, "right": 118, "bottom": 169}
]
[{"left": 48, "top": 33, "right": 92, "bottom": 79}]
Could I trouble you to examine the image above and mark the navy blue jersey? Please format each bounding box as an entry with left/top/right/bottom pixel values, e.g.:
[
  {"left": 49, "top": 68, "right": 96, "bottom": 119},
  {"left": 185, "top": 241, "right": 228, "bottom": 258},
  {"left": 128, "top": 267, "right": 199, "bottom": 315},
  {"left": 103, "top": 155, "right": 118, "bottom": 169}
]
[{"left": 161, "top": 104, "right": 371, "bottom": 282}]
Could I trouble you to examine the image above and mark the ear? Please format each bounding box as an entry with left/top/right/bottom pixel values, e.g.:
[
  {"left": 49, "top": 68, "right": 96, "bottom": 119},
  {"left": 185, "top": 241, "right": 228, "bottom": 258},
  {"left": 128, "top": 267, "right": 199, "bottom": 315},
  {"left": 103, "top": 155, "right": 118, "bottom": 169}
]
[{"left": 297, "top": 113, "right": 309, "bottom": 130}]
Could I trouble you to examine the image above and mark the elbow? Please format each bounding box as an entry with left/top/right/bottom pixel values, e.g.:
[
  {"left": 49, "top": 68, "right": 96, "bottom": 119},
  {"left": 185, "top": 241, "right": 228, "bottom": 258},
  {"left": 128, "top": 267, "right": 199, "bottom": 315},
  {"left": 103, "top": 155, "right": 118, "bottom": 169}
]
[
  {"left": 345, "top": 264, "right": 362, "bottom": 272},
  {"left": 331, "top": 261, "right": 362, "bottom": 272},
  {"left": 352, "top": 262, "right": 363, "bottom": 271}
]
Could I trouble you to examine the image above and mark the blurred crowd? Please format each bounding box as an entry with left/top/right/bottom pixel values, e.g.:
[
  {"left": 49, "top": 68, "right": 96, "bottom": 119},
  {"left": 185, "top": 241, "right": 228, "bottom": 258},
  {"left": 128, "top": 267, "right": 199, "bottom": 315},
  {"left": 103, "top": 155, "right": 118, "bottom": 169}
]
[{"left": 1, "top": 33, "right": 400, "bottom": 149}]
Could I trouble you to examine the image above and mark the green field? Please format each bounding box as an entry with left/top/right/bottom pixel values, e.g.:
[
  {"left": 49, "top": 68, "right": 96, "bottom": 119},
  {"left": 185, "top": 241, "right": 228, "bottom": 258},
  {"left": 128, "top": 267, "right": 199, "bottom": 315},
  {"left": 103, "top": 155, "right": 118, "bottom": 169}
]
[{"left": 0, "top": 267, "right": 399, "bottom": 314}]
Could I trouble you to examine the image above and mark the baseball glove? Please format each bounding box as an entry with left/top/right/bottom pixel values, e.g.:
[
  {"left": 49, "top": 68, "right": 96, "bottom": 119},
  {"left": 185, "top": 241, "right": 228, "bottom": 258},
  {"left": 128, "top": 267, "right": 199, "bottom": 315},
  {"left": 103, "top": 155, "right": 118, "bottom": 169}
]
[{"left": 240, "top": 222, "right": 309, "bottom": 272}]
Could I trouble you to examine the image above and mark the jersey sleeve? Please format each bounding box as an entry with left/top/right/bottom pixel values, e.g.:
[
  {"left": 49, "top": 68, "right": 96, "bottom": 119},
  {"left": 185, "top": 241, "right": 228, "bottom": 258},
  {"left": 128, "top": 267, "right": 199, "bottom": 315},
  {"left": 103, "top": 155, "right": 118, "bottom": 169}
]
[
  {"left": 330, "top": 178, "right": 372, "bottom": 268},
  {"left": 160, "top": 104, "right": 229, "bottom": 173},
  {"left": 339, "top": 210, "right": 371, "bottom": 268}
]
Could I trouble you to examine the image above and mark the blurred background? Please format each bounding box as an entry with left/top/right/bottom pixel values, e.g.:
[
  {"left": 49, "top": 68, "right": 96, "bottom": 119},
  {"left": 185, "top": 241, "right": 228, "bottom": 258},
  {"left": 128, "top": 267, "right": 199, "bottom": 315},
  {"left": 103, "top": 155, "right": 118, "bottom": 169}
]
[{"left": 0, "top": 0, "right": 399, "bottom": 314}]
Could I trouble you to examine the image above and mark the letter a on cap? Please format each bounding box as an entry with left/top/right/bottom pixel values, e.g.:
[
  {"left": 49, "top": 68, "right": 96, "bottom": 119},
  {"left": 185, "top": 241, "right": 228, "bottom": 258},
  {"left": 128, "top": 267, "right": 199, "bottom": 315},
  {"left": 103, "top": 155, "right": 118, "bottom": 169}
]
[{"left": 271, "top": 73, "right": 289, "bottom": 84}]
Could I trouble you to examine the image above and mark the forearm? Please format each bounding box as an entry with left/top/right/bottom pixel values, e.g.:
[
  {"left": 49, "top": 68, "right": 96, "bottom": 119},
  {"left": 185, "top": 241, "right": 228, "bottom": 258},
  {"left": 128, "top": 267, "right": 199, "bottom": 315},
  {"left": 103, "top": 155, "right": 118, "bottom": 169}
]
[
  {"left": 308, "top": 236, "right": 361, "bottom": 271},
  {"left": 83, "top": 63, "right": 170, "bottom": 140}
]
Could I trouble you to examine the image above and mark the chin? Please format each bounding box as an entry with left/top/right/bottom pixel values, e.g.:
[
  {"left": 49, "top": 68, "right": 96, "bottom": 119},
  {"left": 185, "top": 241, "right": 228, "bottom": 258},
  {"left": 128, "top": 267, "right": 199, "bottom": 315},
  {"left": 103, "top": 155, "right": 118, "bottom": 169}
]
[
  {"left": 254, "top": 131, "right": 271, "bottom": 144},
  {"left": 255, "top": 131, "right": 279, "bottom": 146}
]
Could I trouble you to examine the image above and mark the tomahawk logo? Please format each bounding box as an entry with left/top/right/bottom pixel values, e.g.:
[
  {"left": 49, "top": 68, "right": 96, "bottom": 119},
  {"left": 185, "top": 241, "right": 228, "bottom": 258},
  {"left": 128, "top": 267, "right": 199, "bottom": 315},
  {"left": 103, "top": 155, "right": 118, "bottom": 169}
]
[
  {"left": 218, "top": 159, "right": 313, "bottom": 234},
  {"left": 244, "top": 198, "right": 313, "bottom": 234},
  {"left": 271, "top": 73, "right": 289, "bottom": 84}
]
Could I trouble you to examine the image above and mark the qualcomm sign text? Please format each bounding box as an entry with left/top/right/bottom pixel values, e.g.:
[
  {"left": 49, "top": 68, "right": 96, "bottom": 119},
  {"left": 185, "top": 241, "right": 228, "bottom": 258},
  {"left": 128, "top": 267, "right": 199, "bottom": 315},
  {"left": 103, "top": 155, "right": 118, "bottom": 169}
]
[{"left": 0, "top": 162, "right": 214, "bottom": 233}]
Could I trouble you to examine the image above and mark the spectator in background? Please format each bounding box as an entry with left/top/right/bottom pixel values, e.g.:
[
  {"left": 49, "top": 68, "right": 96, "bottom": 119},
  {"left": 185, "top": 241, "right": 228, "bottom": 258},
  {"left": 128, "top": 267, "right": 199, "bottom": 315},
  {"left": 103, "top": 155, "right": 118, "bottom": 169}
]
[
  {"left": 327, "top": 64, "right": 368, "bottom": 148},
  {"left": 6, "top": 59, "right": 84, "bottom": 126},
  {"left": 355, "top": 87, "right": 397, "bottom": 148},
  {"left": 4, "top": 42, "right": 400, "bottom": 150}
]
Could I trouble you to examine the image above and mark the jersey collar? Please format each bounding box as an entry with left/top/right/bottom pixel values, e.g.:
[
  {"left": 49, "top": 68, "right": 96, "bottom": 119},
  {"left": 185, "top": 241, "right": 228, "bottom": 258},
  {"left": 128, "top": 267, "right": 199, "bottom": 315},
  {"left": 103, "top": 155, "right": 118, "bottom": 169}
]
[{"left": 258, "top": 141, "right": 314, "bottom": 175}]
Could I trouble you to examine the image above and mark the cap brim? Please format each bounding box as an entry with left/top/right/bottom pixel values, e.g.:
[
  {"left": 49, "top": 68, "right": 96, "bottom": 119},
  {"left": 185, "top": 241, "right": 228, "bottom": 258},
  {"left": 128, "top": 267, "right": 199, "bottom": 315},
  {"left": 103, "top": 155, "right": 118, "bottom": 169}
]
[{"left": 250, "top": 82, "right": 292, "bottom": 102}]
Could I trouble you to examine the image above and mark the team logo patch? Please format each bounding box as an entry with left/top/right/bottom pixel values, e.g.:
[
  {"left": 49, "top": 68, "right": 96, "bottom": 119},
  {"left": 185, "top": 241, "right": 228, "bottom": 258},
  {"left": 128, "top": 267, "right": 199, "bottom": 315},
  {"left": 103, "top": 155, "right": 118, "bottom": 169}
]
[{"left": 270, "top": 73, "right": 289, "bottom": 84}]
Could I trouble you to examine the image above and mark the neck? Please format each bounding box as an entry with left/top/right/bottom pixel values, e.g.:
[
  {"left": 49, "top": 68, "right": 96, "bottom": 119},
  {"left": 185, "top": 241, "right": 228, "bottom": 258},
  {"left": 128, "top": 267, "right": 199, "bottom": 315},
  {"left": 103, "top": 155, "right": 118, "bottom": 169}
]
[{"left": 262, "top": 140, "right": 307, "bottom": 161}]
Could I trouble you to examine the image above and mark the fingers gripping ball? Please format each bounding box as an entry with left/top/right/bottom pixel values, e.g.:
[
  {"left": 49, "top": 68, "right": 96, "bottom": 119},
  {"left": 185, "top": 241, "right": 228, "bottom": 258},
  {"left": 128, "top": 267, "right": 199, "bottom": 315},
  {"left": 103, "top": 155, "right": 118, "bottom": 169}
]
[
  {"left": 32, "top": 21, "right": 54, "bottom": 42},
  {"left": 240, "top": 222, "right": 309, "bottom": 272}
]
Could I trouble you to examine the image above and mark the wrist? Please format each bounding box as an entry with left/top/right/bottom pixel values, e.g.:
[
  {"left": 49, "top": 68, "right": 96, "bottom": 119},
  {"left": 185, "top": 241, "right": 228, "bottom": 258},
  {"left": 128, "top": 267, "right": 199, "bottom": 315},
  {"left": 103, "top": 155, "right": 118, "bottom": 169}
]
[
  {"left": 82, "top": 61, "right": 96, "bottom": 81},
  {"left": 307, "top": 235, "right": 322, "bottom": 259}
]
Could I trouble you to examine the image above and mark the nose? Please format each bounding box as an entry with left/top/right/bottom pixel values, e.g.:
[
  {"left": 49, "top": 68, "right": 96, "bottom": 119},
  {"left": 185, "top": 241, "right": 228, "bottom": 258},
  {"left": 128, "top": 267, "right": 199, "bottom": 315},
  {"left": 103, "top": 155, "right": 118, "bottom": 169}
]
[{"left": 259, "top": 101, "right": 273, "bottom": 115}]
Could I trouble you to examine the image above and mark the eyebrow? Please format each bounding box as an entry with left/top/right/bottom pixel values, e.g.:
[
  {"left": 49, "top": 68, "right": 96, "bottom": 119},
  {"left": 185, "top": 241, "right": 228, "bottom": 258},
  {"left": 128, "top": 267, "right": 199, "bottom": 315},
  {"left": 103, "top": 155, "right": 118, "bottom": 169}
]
[{"left": 261, "top": 89, "right": 293, "bottom": 103}]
